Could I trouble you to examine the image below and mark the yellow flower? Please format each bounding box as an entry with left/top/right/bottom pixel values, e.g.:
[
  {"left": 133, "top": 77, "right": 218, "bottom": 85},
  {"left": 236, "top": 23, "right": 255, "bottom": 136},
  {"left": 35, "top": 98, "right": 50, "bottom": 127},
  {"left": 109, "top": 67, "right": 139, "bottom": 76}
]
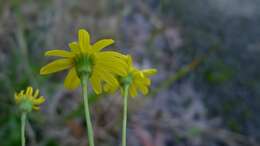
[
  {"left": 40, "top": 29, "right": 127, "bottom": 94},
  {"left": 15, "top": 86, "right": 45, "bottom": 112},
  {"left": 105, "top": 55, "right": 157, "bottom": 97}
]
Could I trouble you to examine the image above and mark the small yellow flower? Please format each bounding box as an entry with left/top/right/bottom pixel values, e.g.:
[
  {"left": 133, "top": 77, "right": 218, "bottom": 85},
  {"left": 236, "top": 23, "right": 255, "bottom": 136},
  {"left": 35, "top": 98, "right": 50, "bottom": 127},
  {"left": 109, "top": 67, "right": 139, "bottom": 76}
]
[
  {"left": 40, "top": 29, "right": 127, "bottom": 94},
  {"left": 105, "top": 55, "right": 157, "bottom": 97},
  {"left": 15, "top": 86, "right": 45, "bottom": 112}
]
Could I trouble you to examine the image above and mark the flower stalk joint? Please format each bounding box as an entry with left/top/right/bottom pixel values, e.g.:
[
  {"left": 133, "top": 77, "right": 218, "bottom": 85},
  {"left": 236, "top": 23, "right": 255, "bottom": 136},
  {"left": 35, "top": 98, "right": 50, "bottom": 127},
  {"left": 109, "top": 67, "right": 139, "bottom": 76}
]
[
  {"left": 19, "top": 98, "right": 33, "bottom": 113},
  {"left": 120, "top": 74, "right": 133, "bottom": 86},
  {"left": 75, "top": 54, "right": 93, "bottom": 78}
]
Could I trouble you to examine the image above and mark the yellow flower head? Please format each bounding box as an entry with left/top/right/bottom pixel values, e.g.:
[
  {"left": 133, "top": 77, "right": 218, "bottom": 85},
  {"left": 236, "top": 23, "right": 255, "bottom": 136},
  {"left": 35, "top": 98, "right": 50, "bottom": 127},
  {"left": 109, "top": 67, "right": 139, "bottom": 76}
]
[
  {"left": 105, "top": 55, "right": 157, "bottom": 97},
  {"left": 15, "top": 86, "right": 45, "bottom": 112},
  {"left": 40, "top": 29, "right": 127, "bottom": 94}
]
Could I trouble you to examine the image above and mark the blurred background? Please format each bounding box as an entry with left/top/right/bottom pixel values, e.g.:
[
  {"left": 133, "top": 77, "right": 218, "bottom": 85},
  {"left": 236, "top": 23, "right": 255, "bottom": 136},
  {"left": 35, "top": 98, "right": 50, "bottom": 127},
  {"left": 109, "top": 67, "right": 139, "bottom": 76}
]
[{"left": 0, "top": 0, "right": 260, "bottom": 146}]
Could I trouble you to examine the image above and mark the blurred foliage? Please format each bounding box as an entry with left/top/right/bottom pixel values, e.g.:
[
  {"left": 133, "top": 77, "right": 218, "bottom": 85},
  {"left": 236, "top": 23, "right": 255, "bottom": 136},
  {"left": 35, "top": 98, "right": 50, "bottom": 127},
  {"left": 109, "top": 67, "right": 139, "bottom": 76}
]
[
  {"left": 0, "top": 0, "right": 260, "bottom": 145},
  {"left": 159, "top": 0, "right": 260, "bottom": 139}
]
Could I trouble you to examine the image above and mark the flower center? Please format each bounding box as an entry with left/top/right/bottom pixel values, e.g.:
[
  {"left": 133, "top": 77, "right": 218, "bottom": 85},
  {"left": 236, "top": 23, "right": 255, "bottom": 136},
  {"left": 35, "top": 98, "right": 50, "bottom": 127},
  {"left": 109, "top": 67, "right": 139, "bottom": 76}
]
[
  {"left": 120, "top": 74, "right": 133, "bottom": 86},
  {"left": 19, "top": 97, "right": 33, "bottom": 113},
  {"left": 74, "top": 54, "right": 94, "bottom": 78}
]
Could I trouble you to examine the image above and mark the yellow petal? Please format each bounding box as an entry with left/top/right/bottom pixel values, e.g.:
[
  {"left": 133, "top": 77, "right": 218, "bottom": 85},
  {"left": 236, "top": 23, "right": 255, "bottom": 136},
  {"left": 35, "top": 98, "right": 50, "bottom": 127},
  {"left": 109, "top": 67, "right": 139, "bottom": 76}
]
[
  {"left": 15, "top": 93, "right": 21, "bottom": 103},
  {"left": 90, "top": 74, "right": 102, "bottom": 94},
  {"left": 64, "top": 68, "right": 81, "bottom": 90},
  {"left": 103, "top": 83, "right": 117, "bottom": 93},
  {"left": 45, "top": 50, "right": 74, "bottom": 58},
  {"left": 78, "top": 29, "right": 90, "bottom": 52},
  {"left": 96, "top": 61, "right": 127, "bottom": 76},
  {"left": 98, "top": 51, "right": 126, "bottom": 59},
  {"left": 134, "top": 72, "right": 151, "bottom": 85},
  {"left": 138, "top": 86, "right": 148, "bottom": 95},
  {"left": 134, "top": 81, "right": 149, "bottom": 95},
  {"left": 92, "top": 39, "right": 114, "bottom": 52},
  {"left": 33, "top": 96, "right": 45, "bottom": 105},
  {"left": 137, "top": 77, "right": 151, "bottom": 86},
  {"left": 26, "top": 86, "right": 33, "bottom": 96},
  {"left": 40, "top": 59, "right": 72, "bottom": 75},
  {"left": 103, "top": 72, "right": 120, "bottom": 93},
  {"left": 69, "top": 42, "right": 80, "bottom": 53},
  {"left": 129, "top": 85, "right": 137, "bottom": 97},
  {"left": 96, "top": 52, "right": 128, "bottom": 75},
  {"left": 33, "top": 89, "right": 39, "bottom": 98},
  {"left": 103, "top": 84, "right": 109, "bottom": 92},
  {"left": 33, "top": 106, "right": 40, "bottom": 111},
  {"left": 19, "top": 90, "right": 25, "bottom": 96},
  {"left": 97, "top": 57, "right": 127, "bottom": 67},
  {"left": 141, "top": 87, "right": 148, "bottom": 95},
  {"left": 126, "top": 55, "right": 133, "bottom": 66},
  {"left": 94, "top": 67, "right": 118, "bottom": 87},
  {"left": 142, "top": 69, "right": 157, "bottom": 76},
  {"left": 108, "top": 84, "right": 119, "bottom": 93}
]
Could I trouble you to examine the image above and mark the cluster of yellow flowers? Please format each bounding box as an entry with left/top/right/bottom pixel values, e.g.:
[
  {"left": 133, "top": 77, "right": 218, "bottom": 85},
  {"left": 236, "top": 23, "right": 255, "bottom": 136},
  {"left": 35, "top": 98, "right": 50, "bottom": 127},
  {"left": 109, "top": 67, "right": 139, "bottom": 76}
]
[
  {"left": 40, "top": 28, "right": 157, "bottom": 97},
  {"left": 14, "top": 28, "right": 157, "bottom": 110},
  {"left": 14, "top": 29, "right": 156, "bottom": 146}
]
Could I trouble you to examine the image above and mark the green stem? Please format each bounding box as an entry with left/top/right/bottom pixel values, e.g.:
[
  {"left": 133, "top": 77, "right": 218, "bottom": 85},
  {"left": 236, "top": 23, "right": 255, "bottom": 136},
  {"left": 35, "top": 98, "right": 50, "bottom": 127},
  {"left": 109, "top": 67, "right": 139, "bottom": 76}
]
[
  {"left": 21, "top": 112, "right": 27, "bottom": 146},
  {"left": 122, "top": 85, "right": 129, "bottom": 146},
  {"left": 81, "top": 75, "right": 95, "bottom": 146}
]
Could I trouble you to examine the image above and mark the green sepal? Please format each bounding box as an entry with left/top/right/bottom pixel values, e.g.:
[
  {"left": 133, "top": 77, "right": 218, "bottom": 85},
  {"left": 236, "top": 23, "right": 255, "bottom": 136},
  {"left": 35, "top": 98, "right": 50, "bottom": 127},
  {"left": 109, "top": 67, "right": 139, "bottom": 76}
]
[
  {"left": 19, "top": 98, "right": 33, "bottom": 113},
  {"left": 75, "top": 54, "right": 94, "bottom": 78}
]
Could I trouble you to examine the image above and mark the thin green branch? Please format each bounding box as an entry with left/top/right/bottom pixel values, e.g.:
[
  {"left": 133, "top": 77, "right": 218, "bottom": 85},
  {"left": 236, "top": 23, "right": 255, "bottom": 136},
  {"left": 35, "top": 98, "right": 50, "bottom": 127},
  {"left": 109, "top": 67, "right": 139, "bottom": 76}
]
[
  {"left": 21, "top": 112, "right": 27, "bottom": 146},
  {"left": 122, "top": 85, "right": 129, "bottom": 146},
  {"left": 81, "top": 75, "right": 95, "bottom": 146}
]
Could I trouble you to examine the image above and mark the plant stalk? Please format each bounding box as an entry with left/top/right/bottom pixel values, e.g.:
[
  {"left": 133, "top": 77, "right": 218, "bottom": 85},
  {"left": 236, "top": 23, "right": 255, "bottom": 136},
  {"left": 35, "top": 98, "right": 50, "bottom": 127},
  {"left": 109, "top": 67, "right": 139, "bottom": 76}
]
[
  {"left": 21, "top": 112, "right": 27, "bottom": 146},
  {"left": 81, "top": 75, "right": 95, "bottom": 146},
  {"left": 122, "top": 85, "right": 129, "bottom": 146}
]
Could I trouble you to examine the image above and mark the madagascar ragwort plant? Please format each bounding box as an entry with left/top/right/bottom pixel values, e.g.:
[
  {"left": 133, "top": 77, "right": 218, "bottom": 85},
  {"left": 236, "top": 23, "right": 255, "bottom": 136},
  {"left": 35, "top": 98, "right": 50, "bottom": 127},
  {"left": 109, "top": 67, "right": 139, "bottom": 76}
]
[
  {"left": 40, "top": 29, "right": 128, "bottom": 146},
  {"left": 15, "top": 86, "right": 45, "bottom": 146},
  {"left": 105, "top": 55, "right": 157, "bottom": 146},
  {"left": 13, "top": 28, "right": 156, "bottom": 146}
]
